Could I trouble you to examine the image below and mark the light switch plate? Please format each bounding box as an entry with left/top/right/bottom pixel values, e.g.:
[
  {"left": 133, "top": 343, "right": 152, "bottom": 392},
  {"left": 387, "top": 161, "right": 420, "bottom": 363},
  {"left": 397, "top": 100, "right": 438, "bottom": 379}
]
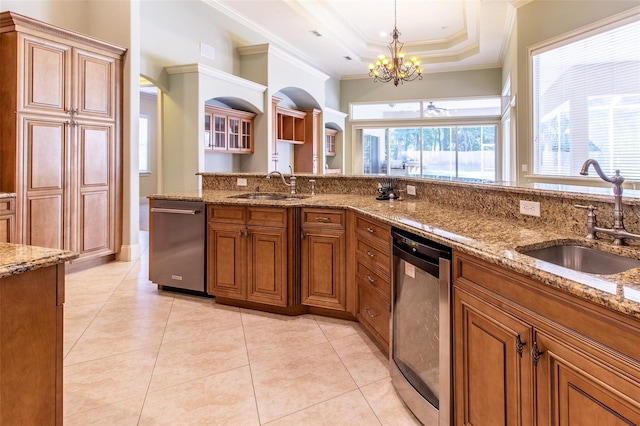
[
  {"left": 406, "top": 185, "right": 416, "bottom": 196},
  {"left": 237, "top": 178, "right": 248, "bottom": 186},
  {"left": 520, "top": 200, "right": 541, "bottom": 217}
]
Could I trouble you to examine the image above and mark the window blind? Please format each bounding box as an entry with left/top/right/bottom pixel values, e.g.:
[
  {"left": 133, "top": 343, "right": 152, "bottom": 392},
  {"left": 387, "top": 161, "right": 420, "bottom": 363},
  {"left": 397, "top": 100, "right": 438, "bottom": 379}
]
[{"left": 532, "top": 17, "right": 640, "bottom": 180}]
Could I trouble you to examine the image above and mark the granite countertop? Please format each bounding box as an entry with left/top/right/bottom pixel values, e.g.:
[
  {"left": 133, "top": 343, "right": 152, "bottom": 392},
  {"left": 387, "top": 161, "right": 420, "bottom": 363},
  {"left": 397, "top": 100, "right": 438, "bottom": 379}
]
[
  {"left": 0, "top": 193, "right": 16, "bottom": 199},
  {"left": 0, "top": 243, "right": 78, "bottom": 279},
  {"left": 148, "top": 189, "right": 640, "bottom": 319}
]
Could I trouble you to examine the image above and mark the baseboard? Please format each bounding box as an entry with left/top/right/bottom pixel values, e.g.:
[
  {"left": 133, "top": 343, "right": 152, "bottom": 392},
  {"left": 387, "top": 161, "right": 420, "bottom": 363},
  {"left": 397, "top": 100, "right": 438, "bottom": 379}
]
[{"left": 117, "top": 243, "right": 141, "bottom": 261}]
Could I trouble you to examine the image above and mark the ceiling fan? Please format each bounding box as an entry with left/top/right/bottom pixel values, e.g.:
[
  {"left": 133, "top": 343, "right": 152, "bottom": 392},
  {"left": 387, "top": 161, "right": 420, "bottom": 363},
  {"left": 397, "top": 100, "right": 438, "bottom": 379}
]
[{"left": 425, "top": 101, "right": 450, "bottom": 117}]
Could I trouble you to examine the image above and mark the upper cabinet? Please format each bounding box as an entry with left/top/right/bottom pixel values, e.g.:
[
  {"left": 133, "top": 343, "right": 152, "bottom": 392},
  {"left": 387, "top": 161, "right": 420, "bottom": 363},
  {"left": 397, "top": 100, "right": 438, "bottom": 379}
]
[
  {"left": 325, "top": 128, "right": 337, "bottom": 157},
  {"left": 275, "top": 106, "right": 306, "bottom": 144},
  {"left": 204, "top": 105, "right": 255, "bottom": 154}
]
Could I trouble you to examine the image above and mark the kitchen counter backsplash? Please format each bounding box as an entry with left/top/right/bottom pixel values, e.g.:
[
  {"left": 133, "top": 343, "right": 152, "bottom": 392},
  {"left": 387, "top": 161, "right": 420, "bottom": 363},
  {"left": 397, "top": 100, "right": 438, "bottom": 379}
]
[{"left": 199, "top": 173, "right": 640, "bottom": 245}]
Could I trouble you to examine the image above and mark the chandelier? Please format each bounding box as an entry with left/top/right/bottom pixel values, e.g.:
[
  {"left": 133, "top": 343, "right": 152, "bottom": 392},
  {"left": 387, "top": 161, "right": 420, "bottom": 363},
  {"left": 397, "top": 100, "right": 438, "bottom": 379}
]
[{"left": 368, "top": 0, "right": 424, "bottom": 86}]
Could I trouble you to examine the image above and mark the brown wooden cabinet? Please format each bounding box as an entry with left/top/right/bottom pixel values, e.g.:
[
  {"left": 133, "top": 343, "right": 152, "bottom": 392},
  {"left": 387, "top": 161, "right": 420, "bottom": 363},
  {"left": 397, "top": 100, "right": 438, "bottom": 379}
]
[
  {"left": 301, "top": 208, "right": 346, "bottom": 311},
  {"left": 204, "top": 105, "right": 255, "bottom": 153},
  {"left": 0, "top": 12, "right": 124, "bottom": 262},
  {"left": 453, "top": 251, "right": 640, "bottom": 426},
  {"left": 0, "top": 264, "right": 66, "bottom": 424},
  {"left": 271, "top": 97, "right": 320, "bottom": 173},
  {"left": 207, "top": 205, "right": 290, "bottom": 307},
  {"left": 0, "top": 196, "right": 16, "bottom": 243},
  {"left": 352, "top": 212, "right": 392, "bottom": 353}
]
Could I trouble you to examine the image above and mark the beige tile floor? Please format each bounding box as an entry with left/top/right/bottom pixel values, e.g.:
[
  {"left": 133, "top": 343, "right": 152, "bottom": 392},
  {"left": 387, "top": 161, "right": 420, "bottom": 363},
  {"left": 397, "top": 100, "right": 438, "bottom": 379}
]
[{"left": 63, "top": 231, "right": 421, "bottom": 425}]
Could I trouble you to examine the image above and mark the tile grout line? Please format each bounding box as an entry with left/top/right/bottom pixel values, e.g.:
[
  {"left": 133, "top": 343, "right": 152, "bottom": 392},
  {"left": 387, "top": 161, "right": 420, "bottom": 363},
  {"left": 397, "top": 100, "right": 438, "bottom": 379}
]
[{"left": 240, "top": 309, "right": 264, "bottom": 425}]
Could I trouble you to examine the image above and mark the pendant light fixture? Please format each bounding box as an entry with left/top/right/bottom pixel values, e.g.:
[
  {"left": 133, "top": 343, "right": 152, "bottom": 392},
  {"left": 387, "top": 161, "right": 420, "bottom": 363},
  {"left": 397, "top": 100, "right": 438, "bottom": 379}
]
[{"left": 368, "top": 0, "right": 424, "bottom": 86}]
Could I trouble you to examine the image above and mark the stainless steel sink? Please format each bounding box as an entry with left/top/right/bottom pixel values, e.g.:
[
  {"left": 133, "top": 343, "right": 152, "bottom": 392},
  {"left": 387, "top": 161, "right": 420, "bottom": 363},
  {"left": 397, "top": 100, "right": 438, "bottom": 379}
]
[
  {"left": 521, "top": 244, "right": 640, "bottom": 275},
  {"left": 227, "top": 193, "right": 306, "bottom": 201}
]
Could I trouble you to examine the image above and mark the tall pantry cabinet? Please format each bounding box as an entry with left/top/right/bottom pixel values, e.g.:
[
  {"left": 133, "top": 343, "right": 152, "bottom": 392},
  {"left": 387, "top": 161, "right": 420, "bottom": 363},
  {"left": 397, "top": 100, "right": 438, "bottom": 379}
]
[{"left": 0, "top": 12, "right": 125, "bottom": 262}]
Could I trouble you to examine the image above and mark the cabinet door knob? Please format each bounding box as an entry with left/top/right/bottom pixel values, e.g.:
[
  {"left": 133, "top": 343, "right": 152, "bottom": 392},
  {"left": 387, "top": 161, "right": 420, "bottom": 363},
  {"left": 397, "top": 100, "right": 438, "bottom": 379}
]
[
  {"left": 516, "top": 335, "right": 526, "bottom": 358},
  {"left": 365, "top": 226, "right": 375, "bottom": 233},
  {"left": 365, "top": 274, "right": 376, "bottom": 283},
  {"left": 365, "top": 308, "right": 378, "bottom": 318},
  {"left": 366, "top": 251, "right": 375, "bottom": 258},
  {"left": 532, "top": 341, "right": 544, "bottom": 366}
]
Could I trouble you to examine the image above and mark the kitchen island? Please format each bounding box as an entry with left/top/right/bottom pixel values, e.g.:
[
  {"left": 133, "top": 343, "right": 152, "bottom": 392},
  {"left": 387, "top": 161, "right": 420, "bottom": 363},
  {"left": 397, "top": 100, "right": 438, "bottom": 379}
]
[
  {"left": 0, "top": 243, "right": 77, "bottom": 425},
  {"left": 150, "top": 174, "right": 640, "bottom": 424}
]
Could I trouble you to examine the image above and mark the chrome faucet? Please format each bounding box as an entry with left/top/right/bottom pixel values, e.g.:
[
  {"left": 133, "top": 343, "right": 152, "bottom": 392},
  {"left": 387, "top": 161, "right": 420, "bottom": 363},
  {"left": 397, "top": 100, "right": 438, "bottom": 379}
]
[
  {"left": 578, "top": 159, "right": 640, "bottom": 245},
  {"left": 266, "top": 168, "right": 297, "bottom": 195}
]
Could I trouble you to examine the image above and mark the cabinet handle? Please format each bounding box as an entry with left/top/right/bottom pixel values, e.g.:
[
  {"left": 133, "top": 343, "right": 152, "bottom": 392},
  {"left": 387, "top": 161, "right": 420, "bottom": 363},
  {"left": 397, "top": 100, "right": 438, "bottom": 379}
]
[
  {"left": 244, "top": 230, "right": 250, "bottom": 237},
  {"left": 365, "top": 226, "right": 375, "bottom": 233},
  {"left": 315, "top": 216, "right": 330, "bottom": 222},
  {"left": 365, "top": 274, "right": 376, "bottom": 284},
  {"left": 516, "top": 335, "right": 526, "bottom": 358},
  {"left": 301, "top": 232, "right": 305, "bottom": 240},
  {"left": 532, "top": 342, "right": 544, "bottom": 366},
  {"left": 365, "top": 308, "right": 378, "bottom": 318},
  {"left": 366, "top": 251, "right": 376, "bottom": 258},
  {"left": 238, "top": 231, "right": 243, "bottom": 237}
]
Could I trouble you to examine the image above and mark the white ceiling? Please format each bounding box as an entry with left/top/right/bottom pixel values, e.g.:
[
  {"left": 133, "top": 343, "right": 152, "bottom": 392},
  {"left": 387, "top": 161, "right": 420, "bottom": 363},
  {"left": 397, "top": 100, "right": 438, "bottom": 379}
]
[{"left": 205, "top": 0, "right": 528, "bottom": 79}]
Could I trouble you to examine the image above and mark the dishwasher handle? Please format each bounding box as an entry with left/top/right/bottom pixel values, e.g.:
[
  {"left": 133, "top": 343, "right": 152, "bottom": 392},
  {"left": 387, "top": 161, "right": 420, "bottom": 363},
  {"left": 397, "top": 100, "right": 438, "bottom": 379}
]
[{"left": 151, "top": 207, "right": 201, "bottom": 215}]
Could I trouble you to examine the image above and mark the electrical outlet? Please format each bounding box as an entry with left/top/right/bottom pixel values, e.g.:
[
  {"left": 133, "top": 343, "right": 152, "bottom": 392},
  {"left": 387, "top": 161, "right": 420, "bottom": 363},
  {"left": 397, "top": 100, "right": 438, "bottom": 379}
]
[
  {"left": 406, "top": 185, "right": 416, "bottom": 196},
  {"left": 521, "top": 164, "right": 528, "bottom": 172},
  {"left": 237, "top": 178, "right": 247, "bottom": 187},
  {"left": 520, "top": 200, "right": 541, "bottom": 217}
]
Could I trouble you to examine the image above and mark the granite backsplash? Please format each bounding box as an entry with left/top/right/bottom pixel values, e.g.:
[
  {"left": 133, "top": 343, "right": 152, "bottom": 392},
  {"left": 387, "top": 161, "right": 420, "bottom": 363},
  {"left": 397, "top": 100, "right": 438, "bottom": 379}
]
[{"left": 199, "top": 173, "right": 640, "bottom": 246}]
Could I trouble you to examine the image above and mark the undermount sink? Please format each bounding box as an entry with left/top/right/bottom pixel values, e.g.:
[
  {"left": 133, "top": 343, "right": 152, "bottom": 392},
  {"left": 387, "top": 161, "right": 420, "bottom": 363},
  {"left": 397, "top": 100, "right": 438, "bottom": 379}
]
[
  {"left": 520, "top": 244, "right": 640, "bottom": 275},
  {"left": 228, "top": 193, "right": 306, "bottom": 201}
]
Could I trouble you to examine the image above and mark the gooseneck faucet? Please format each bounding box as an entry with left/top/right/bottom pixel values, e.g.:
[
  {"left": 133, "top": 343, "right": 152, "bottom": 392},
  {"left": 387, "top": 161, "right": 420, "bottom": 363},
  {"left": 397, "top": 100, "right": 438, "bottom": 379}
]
[
  {"left": 266, "top": 169, "right": 297, "bottom": 195},
  {"left": 578, "top": 159, "right": 640, "bottom": 245}
]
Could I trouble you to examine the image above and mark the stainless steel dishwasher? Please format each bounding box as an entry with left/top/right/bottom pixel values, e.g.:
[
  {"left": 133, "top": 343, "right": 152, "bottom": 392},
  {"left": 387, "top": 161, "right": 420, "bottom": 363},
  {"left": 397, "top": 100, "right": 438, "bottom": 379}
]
[
  {"left": 150, "top": 199, "right": 207, "bottom": 295},
  {"left": 390, "top": 227, "right": 452, "bottom": 425}
]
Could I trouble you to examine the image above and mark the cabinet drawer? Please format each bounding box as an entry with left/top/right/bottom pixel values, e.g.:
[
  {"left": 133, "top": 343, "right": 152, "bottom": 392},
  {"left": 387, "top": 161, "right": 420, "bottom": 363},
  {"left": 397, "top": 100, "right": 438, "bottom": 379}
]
[
  {"left": 247, "top": 207, "right": 287, "bottom": 227},
  {"left": 355, "top": 237, "right": 391, "bottom": 276},
  {"left": 354, "top": 214, "right": 390, "bottom": 248},
  {"left": 355, "top": 260, "right": 390, "bottom": 301},
  {"left": 208, "top": 205, "right": 246, "bottom": 224},
  {"left": 301, "top": 208, "right": 345, "bottom": 229},
  {"left": 0, "top": 197, "right": 15, "bottom": 214},
  {"left": 357, "top": 283, "right": 390, "bottom": 344}
]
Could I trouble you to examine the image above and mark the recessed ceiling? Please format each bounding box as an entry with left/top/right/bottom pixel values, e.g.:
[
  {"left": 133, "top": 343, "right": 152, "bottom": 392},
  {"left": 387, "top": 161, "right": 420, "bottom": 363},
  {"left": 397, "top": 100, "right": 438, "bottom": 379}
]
[{"left": 205, "top": 0, "right": 525, "bottom": 79}]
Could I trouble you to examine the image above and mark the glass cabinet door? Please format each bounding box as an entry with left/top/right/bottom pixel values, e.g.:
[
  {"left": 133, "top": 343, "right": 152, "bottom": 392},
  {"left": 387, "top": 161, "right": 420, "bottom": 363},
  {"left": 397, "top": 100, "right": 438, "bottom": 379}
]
[
  {"left": 241, "top": 119, "right": 252, "bottom": 151},
  {"left": 204, "top": 113, "right": 212, "bottom": 148},
  {"left": 213, "top": 115, "right": 226, "bottom": 149},
  {"left": 228, "top": 117, "right": 240, "bottom": 150}
]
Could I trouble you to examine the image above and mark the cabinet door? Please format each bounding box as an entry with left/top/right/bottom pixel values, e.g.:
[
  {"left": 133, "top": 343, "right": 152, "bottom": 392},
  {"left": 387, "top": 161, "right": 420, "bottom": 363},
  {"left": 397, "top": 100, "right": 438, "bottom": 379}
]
[
  {"left": 246, "top": 226, "right": 287, "bottom": 306},
  {"left": 212, "top": 115, "right": 227, "bottom": 149},
  {"left": 204, "top": 112, "right": 212, "bottom": 149},
  {"left": 208, "top": 223, "right": 246, "bottom": 299},
  {"left": 77, "top": 123, "right": 116, "bottom": 257},
  {"left": 74, "top": 48, "right": 117, "bottom": 120},
  {"left": 20, "top": 35, "right": 71, "bottom": 115},
  {"left": 240, "top": 119, "right": 252, "bottom": 152},
  {"left": 227, "top": 117, "right": 240, "bottom": 150},
  {"left": 23, "top": 116, "right": 70, "bottom": 250},
  {"left": 534, "top": 331, "right": 640, "bottom": 426},
  {"left": 453, "top": 288, "right": 534, "bottom": 426},
  {"left": 301, "top": 228, "right": 346, "bottom": 311}
]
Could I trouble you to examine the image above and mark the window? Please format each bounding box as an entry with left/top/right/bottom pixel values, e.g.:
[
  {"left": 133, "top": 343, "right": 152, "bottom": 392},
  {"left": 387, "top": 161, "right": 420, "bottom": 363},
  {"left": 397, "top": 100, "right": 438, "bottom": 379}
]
[
  {"left": 360, "top": 125, "right": 497, "bottom": 181},
  {"left": 532, "top": 16, "right": 640, "bottom": 180},
  {"left": 139, "top": 115, "right": 150, "bottom": 173},
  {"left": 352, "top": 97, "right": 501, "bottom": 182}
]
